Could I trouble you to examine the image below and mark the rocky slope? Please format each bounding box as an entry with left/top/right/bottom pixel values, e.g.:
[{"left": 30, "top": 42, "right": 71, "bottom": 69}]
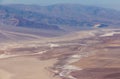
[{"left": 0, "top": 4, "right": 120, "bottom": 30}]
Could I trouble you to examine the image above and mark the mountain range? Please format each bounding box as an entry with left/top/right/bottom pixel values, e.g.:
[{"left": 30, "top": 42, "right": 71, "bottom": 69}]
[{"left": 0, "top": 4, "right": 120, "bottom": 31}]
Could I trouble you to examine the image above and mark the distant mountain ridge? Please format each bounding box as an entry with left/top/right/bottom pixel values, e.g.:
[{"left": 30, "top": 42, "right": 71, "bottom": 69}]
[{"left": 0, "top": 4, "right": 120, "bottom": 30}]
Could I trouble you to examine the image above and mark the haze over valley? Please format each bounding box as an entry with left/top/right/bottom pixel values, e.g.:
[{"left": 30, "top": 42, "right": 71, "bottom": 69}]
[{"left": 0, "top": 1, "right": 120, "bottom": 79}]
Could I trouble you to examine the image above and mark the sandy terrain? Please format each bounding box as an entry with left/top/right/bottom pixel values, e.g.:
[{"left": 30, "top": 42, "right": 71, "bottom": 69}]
[
  {"left": 0, "top": 29, "right": 119, "bottom": 79},
  {"left": 0, "top": 69, "right": 13, "bottom": 79},
  {"left": 0, "top": 56, "right": 60, "bottom": 79},
  {"left": 70, "top": 34, "right": 120, "bottom": 79}
]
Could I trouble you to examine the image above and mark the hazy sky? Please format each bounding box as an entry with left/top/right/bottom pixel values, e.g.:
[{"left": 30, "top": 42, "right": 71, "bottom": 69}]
[{"left": 0, "top": 0, "right": 120, "bottom": 10}]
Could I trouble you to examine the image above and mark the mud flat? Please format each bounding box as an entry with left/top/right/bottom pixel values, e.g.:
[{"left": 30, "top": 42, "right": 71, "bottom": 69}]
[{"left": 0, "top": 56, "right": 61, "bottom": 79}]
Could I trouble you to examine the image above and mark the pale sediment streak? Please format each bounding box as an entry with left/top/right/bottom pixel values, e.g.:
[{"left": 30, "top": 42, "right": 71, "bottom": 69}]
[
  {"left": 56, "top": 54, "right": 83, "bottom": 79},
  {"left": 56, "top": 50, "right": 92, "bottom": 79},
  {"left": 0, "top": 50, "right": 47, "bottom": 59},
  {"left": 100, "top": 31, "right": 120, "bottom": 37}
]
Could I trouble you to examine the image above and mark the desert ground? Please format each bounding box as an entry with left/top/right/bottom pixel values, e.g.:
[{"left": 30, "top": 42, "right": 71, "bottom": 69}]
[
  {"left": 0, "top": 28, "right": 119, "bottom": 79},
  {"left": 0, "top": 56, "right": 61, "bottom": 79}
]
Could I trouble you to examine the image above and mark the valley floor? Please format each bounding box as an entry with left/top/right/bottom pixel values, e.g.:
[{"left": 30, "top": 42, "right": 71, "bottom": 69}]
[
  {"left": 0, "top": 56, "right": 60, "bottom": 79},
  {"left": 0, "top": 28, "right": 119, "bottom": 79}
]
